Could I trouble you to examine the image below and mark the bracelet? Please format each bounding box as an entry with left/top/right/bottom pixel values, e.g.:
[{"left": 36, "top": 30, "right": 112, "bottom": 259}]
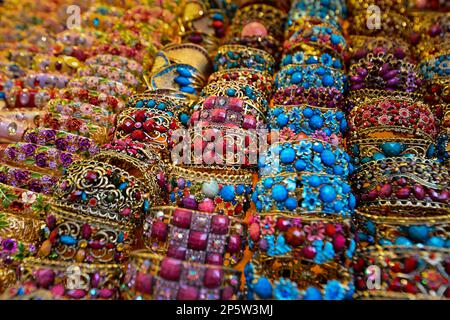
[
  {"left": 347, "top": 89, "right": 423, "bottom": 111},
  {"left": 0, "top": 183, "right": 51, "bottom": 218},
  {"left": 287, "top": 4, "right": 344, "bottom": 32},
  {"left": 348, "top": 137, "right": 436, "bottom": 165},
  {"left": 53, "top": 160, "right": 153, "bottom": 226},
  {"left": 423, "top": 78, "right": 450, "bottom": 107},
  {"left": 32, "top": 54, "right": 82, "bottom": 75},
  {"left": 68, "top": 76, "right": 134, "bottom": 101},
  {"left": 419, "top": 53, "right": 450, "bottom": 81},
  {"left": 121, "top": 250, "right": 241, "bottom": 300},
  {"left": 245, "top": 255, "right": 354, "bottom": 300},
  {"left": 56, "top": 29, "right": 100, "bottom": 49},
  {"left": 18, "top": 258, "right": 123, "bottom": 300},
  {"left": 268, "top": 105, "right": 348, "bottom": 143},
  {"left": 248, "top": 213, "right": 355, "bottom": 265},
  {"left": 149, "top": 63, "right": 206, "bottom": 95},
  {"left": 4, "top": 87, "right": 58, "bottom": 109},
  {"left": 226, "top": 34, "right": 282, "bottom": 59},
  {"left": 352, "top": 157, "right": 450, "bottom": 217},
  {"left": 355, "top": 210, "right": 449, "bottom": 249},
  {"left": 168, "top": 165, "right": 253, "bottom": 216},
  {"left": 353, "top": 246, "right": 449, "bottom": 299},
  {"left": 258, "top": 139, "right": 352, "bottom": 178},
  {"left": 1, "top": 236, "right": 37, "bottom": 266},
  {"left": 275, "top": 64, "right": 346, "bottom": 93},
  {"left": 143, "top": 206, "right": 246, "bottom": 266},
  {"left": 77, "top": 64, "right": 140, "bottom": 89},
  {"left": 348, "top": 98, "right": 437, "bottom": 140},
  {"left": 46, "top": 99, "right": 113, "bottom": 126},
  {"left": 22, "top": 72, "right": 70, "bottom": 89},
  {"left": 85, "top": 54, "right": 143, "bottom": 78},
  {"left": 0, "top": 211, "right": 43, "bottom": 242},
  {"left": 281, "top": 43, "right": 344, "bottom": 69},
  {"left": 347, "top": 0, "right": 406, "bottom": 14},
  {"left": 1, "top": 143, "right": 79, "bottom": 175},
  {"left": 60, "top": 87, "right": 125, "bottom": 113},
  {"left": 253, "top": 172, "right": 355, "bottom": 217},
  {"left": 214, "top": 44, "right": 275, "bottom": 74},
  {"left": 38, "top": 209, "right": 133, "bottom": 264},
  {"left": 89, "top": 44, "right": 147, "bottom": 64},
  {"left": 0, "top": 163, "right": 58, "bottom": 195},
  {"left": 273, "top": 86, "right": 345, "bottom": 109}
]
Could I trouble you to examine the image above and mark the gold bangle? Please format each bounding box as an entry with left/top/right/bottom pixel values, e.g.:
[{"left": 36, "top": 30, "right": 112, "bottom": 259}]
[{"left": 0, "top": 211, "right": 43, "bottom": 242}]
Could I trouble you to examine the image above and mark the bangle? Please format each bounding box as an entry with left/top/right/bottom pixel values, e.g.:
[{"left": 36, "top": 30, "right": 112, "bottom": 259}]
[
  {"left": 352, "top": 157, "right": 450, "bottom": 217},
  {"left": 226, "top": 35, "right": 282, "bottom": 59},
  {"left": 258, "top": 139, "right": 352, "bottom": 178},
  {"left": 347, "top": 0, "right": 406, "bottom": 14},
  {"left": 89, "top": 44, "right": 147, "bottom": 64},
  {"left": 36, "top": 113, "right": 109, "bottom": 144},
  {"left": 235, "top": 0, "right": 291, "bottom": 12},
  {"left": 172, "top": 125, "right": 259, "bottom": 171},
  {"left": 248, "top": 213, "right": 355, "bottom": 265},
  {"left": 39, "top": 209, "right": 133, "bottom": 264},
  {"left": 268, "top": 105, "right": 348, "bottom": 143},
  {"left": 275, "top": 64, "right": 346, "bottom": 92},
  {"left": 22, "top": 72, "right": 70, "bottom": 89},
  {"left": 419, "top": 53, "right": 450, "bottom": 81},
  {"left": 0, "top": 267, "right": 16, "bottom": 293},
  {"left": 77, "top": 64, "right": 140, "bottom": 89},
  {"left": 245, "top": 255, "right": 354, "bottom": 300},
  {"left": 121, "top": 250, "right": 242, "bottom": 300},
  {"left": 348, "top": 137, "right": 435, "bottom": 166},
  {"left": 85, "top": 54, "right": 143, "bottom": 78},
  {"left": 347, "top": 89, "right": 423, "bottom": 111},
  {"left": 148, "top": 63, "right": 206, "bottom": 95},
  {"left": 348, "top": 98, "right": 437, "bottom": 140},
  {"left": 1, "top": 143, "right": 80, "bottom": 175},
  {"left": 68, "top": 76, "right": 134, "bottom": 101},
  {"left": 55, "top": 29, "right": 101, "bottom": 49},
  {"left": 423, "top": 78, "right": 450, "bottom": 107},
  {"left": 281, "top": 43, "right": 344, "bottom": 69},
  {"left": 191, "top": 95, "right": 266, "bottom": 129},
  {"left": 53, "top": 160, "right": 153, "bottom": 226},
  {"left": 46, "top": 99, "right": 113, "bottom": 126},
  {"left": 0, "top": 183, "right": 51, "bottom": 219},
  {"left": 0, "top": 212, "right": 43, "bottom": 242},
  {"left": 287, "top": 4, "right": 344, "bottom": 32},
  {"left": 31, "top": 54, "right": 82, "bottom": 75},
  {"left": 253, "top": 172, "right": 355, "bottom": 217},
  {"left": 5, "top": 87, "right": 58, "bottom": 109},
  {"left": 18, "top": 258, "right": 123, "bottom": 300},
  {"left": 214, "top": 44, "right": 275, "bottom": 74},
  {"left": 273, "top": 86, "right": 345, "bottom": 109},
  {"left": 143, "top": 206, "right": 246, "bottom": 266},
  {"left": 60, "top": 87, "right": 125, "bottom": 113},
  {"left": 168, "top": 165, "right": 253, "bottom": 217},
  {"left": 0, "top": 163, "right": 58, "bottom": 195},
  {"left": 353, "top": 246, "right": 449, "bottom": 300},
  {"left": 355, "top": 210, "right": 449, "bottom": 249}
]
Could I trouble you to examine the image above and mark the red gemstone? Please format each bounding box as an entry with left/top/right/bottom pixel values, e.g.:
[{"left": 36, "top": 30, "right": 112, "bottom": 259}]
[
  {"left": 438, "top": 190, "right": 449, "bottom": 202},
  {"left": 159, "top": 258, "right": 182, "bottom": 281},
  {"left": 131, "top": 130, "right": 145, "bottom": 141},
  {"left": 206, "top": 253, "right": 223, "bottom": 265},
  {"left": 135, "top": 272, "right": 153, "bottom": 294},
  {"left": 325, "top": 223, "right": 336, "bottom": 236},
  {"left": 228, "top": 98, "right": 243, "bottom": 111},
  {"left": 333, "top": 234, "right": 346, "bottom": 251},
  {"left": 135, "top": 110, "right": 147, "bottom": 122},
  {"left": 285, "top": 227, "right": 305, "bottom": 247},
  {"left": 276, "top": 218, "right": 291, "bottom": 231},
  {"left": 227, "top": 234, "right": 241, "bottom": 253},
  {"left": 177, "top": 285, "right": 198, "bottom": 300},
  {"left": 143, "top": 120, "right": 155, "bottom": 132},
  {"left": 412, "top": 185, "right": 426, "bottom": 200},
  {"left": 379, "top": 183, "right": 392, "bottom": 198},
  {"left": 121, "top": 119, "right": 135, "bottom": 133},
  {"left": 211, "top": 108, "right": 227, "bottom": 122},
  {"left": 210, "top": 215, "right": 229, "bottom": 234},
  {"left": 167, "top": 245, "right": 186, "bottom": 260},
  {"left": 203, "top": 96, "right": 216, "bottom": 109},
  {"left": 396, "top": 187, "right": 411, "bottom": 199},
  {"left": 81, "top": 223, "right": 92, "bottom": 239},
  {"left": 203, "top": 268, "right": 223, "bottom": 288},
  {"left": 188, "top": 231, "right": 208, "bottom": 250},
  {"left": 173, "top": 208, "right": 192, "bottom": 228},
  {"left": 403, "top": 257, "right": 418, "bottom": 273},
  {"left": 301, "top": 246, "right": 316, "bottom": 259},
  {"left": 151, "top": 221, "right": 168, "bottom": 241},
  {"left": 367, "top": 189, "right": 378, "bottom": 201},
  {"left": 242, "top": 115, "right": 257, "bottom": 129},
  {"left": 85, "top": 171, "right": 98, "bottom": 182}
]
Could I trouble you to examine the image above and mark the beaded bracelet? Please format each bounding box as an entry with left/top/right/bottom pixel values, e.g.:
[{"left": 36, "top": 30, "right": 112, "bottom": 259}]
[
  {"left": 31, "top": 54, "right": 82, "bottom": 75},
  {"left": 1, "top": 143, "right": 79, "bottom": 175},
  {"left": 121, "top": 250, "right": 241, "bottom": 300},
  {"left": 275, "top": 64, "right": 346, "bottom": 92},
  {"left": 68, "top": 76, "right": 133, "bottom": 101},
  {"left": 353, "top": 247, "right": 449, "bottom": 299},
  {"left": 38, "top": 209, "right": 133, "bottom": 264},
  {"left": 143, "top": 206, "right": 246, "bottom": 266},
  {"left": 36, "top": 113, "right": 109, "bottom": 144},
  {"left": 347, "top": 0, "right": 405, "bottom": 14},
  {"left": 77, "top": 64, "right": 140, "bottom": 89},
  {"left": 423, "top": 78, "right": 450, "bottom": 106},
  {"left": 253, "top": 173, "right": 355, "bottom": 217},
  {"left": 0, "top": 211, "right": 44, "bottom": 243},
  {"left": 0, "top": 236, "right": 37, "bottom": 267},
  {"left": 23, "top": 128, "right": 100, "bottom": 158},
  {"left": 347, "top": 89, "right": 423, "bottom": 112},
  {"left": 352, "top": 157, "right": 450, "bottom": 217},
  {"left": 226, "top": 35, "right": 282, "bottom": 59},
  {"left": 168, "top": 166, "right": 253, "bottom": 216},
  {"left": 85, "top": 54, "right": 143, "bottom": 78},
  {"left": 60, "top": 87, "right": 125, "bottom": 113},
  {"left": 214, "top": 44, "right": 275, "bottom": 74},
  {"left": 149, "top": 63, "right": 206, "bottom": 95},
  {"left": 248, "top": 213, "right": 355, "bottom": 265},
  {"left": 348, "top": 98, "right": 437, "bottom": 140},
  {"left": 355, "top": 210, "right": 449, "bottom": 249},
  {"left": 258, "top": 139, "right": 352, "bottom": 178},
  {"left": 273, "top": 86, "right": 345, "bottom": 109},
  {"left": 89, "top": 44, "right": 147, "bottom": 64},
  {"left": 56, "top": 29, "right": 100, "bottom": 48},
  {"left": 0, "top": 183, "right": 51, "bottom": 218},
  {"left": 22, "top": 72, "right": 70, "bottom": 89},
  {"left": 4, "top": 87, "right": 58, "bottom": 109},
  {"left": 46, "top": 99, "right": 113, "bottom": 126},
  {"left": 245, "top": 256, "right": 354, "bottom": 300},
  {"left": 287, "top": 4, "right": 343, "bottom": 32},
  {"left": 419, "top": 53, "right": 450, "bottom": 81},
  {"left": 268, "top": 105, "right": 347, "bottom": 143},
  {"left": 18, "top": 258, "right": 123, "bottom": 300},
  {"left": 281, "top": 43, "right": 344, "bottom": 69},
  {"left": 0, "top": 163, "right": 58, "bottom": 195},
  {"left": 53, "top": 160, "right": 153, "bottom": 226}
]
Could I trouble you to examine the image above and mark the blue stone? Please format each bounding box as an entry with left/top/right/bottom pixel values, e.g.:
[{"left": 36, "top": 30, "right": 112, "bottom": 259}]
[
  {"left": 254, "top": 277, "right": 273, "bottom": 299},
  {"left": 179, "top": 113, "right": 190, "bottom": 125},
  {"left": 157, "top": 102, "right": 166, "bottom": 110},
  {"left": 220, "top": 185, "right": 236, "bottom": 201},
  {"left": 177, "top": 66, "right": 192, "bottom": 77},
  {"left": 309, "top": 175, "right": 322, "bottom": 187},
  {"left": 330, "top": 34, "right": 341, "bottom": 45},
  {"left": 119, "top": 182, "right": 128, "bottom": 190},
  {"left": 312, "top": 142, "right": 324, "bottom": 153},
  {"left": 333, "top": 201, "right": 344, "bottom": 211},
  {"left": 319, "top": 185, "right": 337, "bottom": 203},
  {"left": 303, "top": 287, "right": 323, "bottom": 300},
  {"left": 361, "top": 157, "right": 372, "bottom": 164},
  {"left": 93, "top": 17, "right": 100, "bottom": 27},
  {"left": 60, "top": 235, "right": 77, "bottom": 246},
  {"left": 294, "top": 159, "right": 307, "bottom": 171},
  {"left": 333, "top": 165, "right": 344, "bottom": 176},
  {"left": 280, "top": 148, "right": 296, "bottom": 164},
  {"left": 373, "top": 153, "right": 386, "bottom": 160},
  {"left": 316, "top": 67, "right": 326, "bottom": 76},
  {"left": 379, "top": 239, "right": 393, "bottom": 246},
  {"left": 180, "top": 86, "right": 196, "bottom": 94},
  {"left": 321, "top": 150, "right": 335, "bottom": 166},
  {"left": 426, "top": 236, "right": 445, "bottom": 248},
  {"left": 147, "top": 100, "right": 156, "bottom": 108},
  {"left": 322, "top": 75, "right": 334, "bottom": 87},
  {"left": 349, "top": 194, "right": 356, "bottom": 210},
  {"left": 118, "top": 232, "right": 124, "bottom": 243},
  {"left": 236, "top": 185, "right": 245, "bottom": 195},
  {"left": 263, "top": 177, "right": 274, "bottom": 189},
  {"left": 340, "top": 118, "right": 348, "bottom": 132},
  {"left": 310, "top": 115, "right": 324, "bottom": 130},
  {"left": 426, "top": 144, "right": 436, "bottom": 158},
  {"left": 291, "top": 71, "right": 303, "bottom": 84},
  {"left": 303, "top": 107, "right": 313, "bottom": 118},
  {"left": 380, "top": 142, "right": 403, "bottom": 157},
  {"left": 272, "top": 185, "right": 288, "bottom": 202},
  {"left": 395, "top": 237, "right": 413, "bottom": 246},
  {"left": 143, "top": 199, "right": 149, "bottom": 212},
  {"left": 174, "top": 76, "right": 191, "bottom": 86},
  {"left": 285, "top": 197, "right": 298, "bottom": 210},
  {"left": 408, "top": 226, "right": 429, "bottom": 242},
  {"left": 226, "top": 88, "right": 236, "bottom": 96},
  {"left": 136, "top": 100, "right": 144, "bottom": 108},
  {"left": 276, "top": 113, "right": 289, "bottom": 127}
]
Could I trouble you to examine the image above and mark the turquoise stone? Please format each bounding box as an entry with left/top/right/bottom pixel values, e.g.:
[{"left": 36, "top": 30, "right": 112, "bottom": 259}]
[
  {"left": 321, "top": 150, "right": 335, "bottom": 166},
  {"left": 254, "top": 277, "right": 273, "bottom": 299},
  {"left": 271, "top": 185, "right": 288, "bottom": 202},
  {"left": 291, "top": 71, "right": 302, "bottom": 84},
  {"left": 60, "top": 235, "right": 77, "bottom": 246},
  {"left": 395, "top": 237, "right": 413, "bottom": 246},
  {"left": 319, "top": 185, "right": 337, "bottom": 203},
  {"left": 408, "top": 225, "right": 429, "bottom": 241},
  {"left": 380, "top": 142, "right": 403, "bottom": 156},
  {"left": 280, "top": 148, "right": 296, "bottom": 164},
  {"left": 175, "top": 76, "right": 191, "bottom": 86},
  {"left": 310, "top": 115, "right": 324, "bottom": 130},
  {"left": 372, "top": 152, "right": 386, "bottom": 160},
  {"left": 177, "top": 66, "right": 192, "bottom": 77},
  {"left": 285, "top": 197, "right": 298, "bottom": 210}
]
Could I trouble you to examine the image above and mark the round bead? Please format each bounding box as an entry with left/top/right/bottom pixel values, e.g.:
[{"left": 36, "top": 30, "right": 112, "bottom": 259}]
[
  {"left": 319, "top": 185, "right": 337, "bottom": 203},
  {"left": 272, "top": 185, "right": 288, "bottom": 202},
  {"left": 219, "top": 185, "right": 235, "bottom": 201},
  {"left": 321, "top": 150, "right": 335, "bottom": 166},
  {"left": 322, "top": 75, "right": 334, "bottom": 87},
  {"left": 285, "top": 197, "right": 298, "bottom": 210},
  {"left": 202, "top": 180, "right": 219, "bottom": 198},
  {"left": 280, "top": 148, "right": 296, "bottom": 164},
  {"left": 310, "top": 115, "right": 324, "bottom": 130}
]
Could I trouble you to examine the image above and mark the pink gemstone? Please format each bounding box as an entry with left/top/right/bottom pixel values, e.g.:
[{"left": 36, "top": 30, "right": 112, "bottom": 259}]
[
  {"left": 379, "top": 184, "right": 392, "bottom": 198},
  {"left": 301, "top": 246, "right": 316, "bottom": 259},
  {"left": 242, "top": 115, "right": 257, "bottom": 129},
  {"left": 36, "top": 269, "right": 55, "bottom": 288},
  {"left": 204, "top": 96, "right": 216, "bottom": 109},
  {"left": 227, "top": 234, "right": 241, "bottom": 253},
  {"left": 366, "top": 189, "right": 378, "bottom": 201},
  {"left": 198, "top": 198, "right": 215, "bottom": 213},
  {"left": 173, "top": 208, "right": 192, "bottom": 228},
  {"left": 206, "top": 253, "right": 223, "bottom": 265},
  {"left": 204, "top": 268, "right": 223, "bottom": 288},
  {"left": 228, "top": 98, "right": 243, "bottom": 111},
  {"left": 160, "top": 258, "right": 182, "bottom": 281},
  {"left": 413, "top": 185, "right": 426, "bottom": 200},
  {"left": 151, "top": 221, "right": 168, "bottom": 241},
  {"left": 181, "top": 197, "right": 198, "bottom": 210},
  {"left": 396, "top": 187, "right": 411, "bottom": 199},
  {"left": 211, "top": 108, "right": 227, "bottom": 122},
  {"left": 91, "top": 273, "right": 101, "bottom": 288},
  {"left": 249, "top": 223, "right": 260, "bottom": 242},
  {"left": 177, "top": 285, "right": 199, "bottom": 300},
  {"left": 211, "top": 215, "right": 229, "bottom": 234},
  {"left": 241, "top": 22, "right": 268, "bottom": 37},
  {"left": 98, "top": 288, "right": 115, "bottom": 299},
  {"left": 438, "top": 190, "right": 450, "bottom": 202},
  {"left": 167, "top": 245, "right": 187, "bottom": 260},
  {"left": 333, "top": 234, "right": 346, "bottom": 251},
  {"left": 81, "top": 223, "right": 92, "bottom": 239},
  {"left": 51, "top": 284, "right": 65, "bottom": 297},
  {"left": 67, "top": 289, "right": 86, "bottom": 299},
  {"left": 190, "top": 110, "right": 200, "bottom": 123},
  {"left": 188, "top": 231, "right": 208, "bottom": 250},
  {"left": 135, "top": 272, "right": 153, "bottom": 294},
  {"left": 221, "top": 286, "right": 234, "bottom": 300}
]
